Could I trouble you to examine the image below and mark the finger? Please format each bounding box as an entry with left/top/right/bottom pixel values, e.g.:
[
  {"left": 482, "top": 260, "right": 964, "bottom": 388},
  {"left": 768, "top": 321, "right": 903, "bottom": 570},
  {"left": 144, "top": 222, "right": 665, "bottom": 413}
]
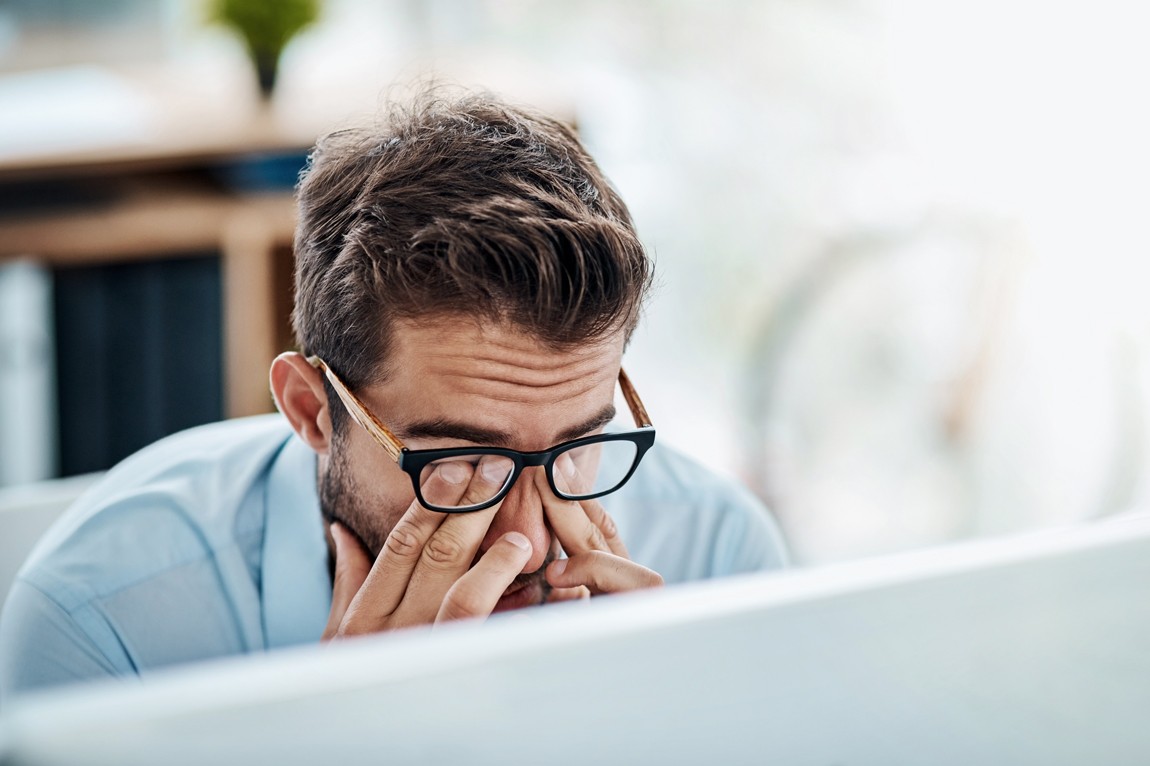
[
  {"left": 546, "top": 551, "right": 663, "bottom": 596},
  {"left": 435, "top": 532, "right": 533, "bottom": 624},
  {"left": 546, "top": 585, "right": 591, "bottom": 604},
  {"left": 322, "top": 522, "right": 372, "bottom": 640},
  {"left": 455, "top": 454, "right": 515, "bottom": 510},
  {"left": 342, "top": 462, "right": 472, "bottom": 631},
  {"left": 551, "top": 452, "right": 628, "bottom": 556},
  {"left": 536, "top": 457, "right": 613, "bottom": 557},
  {"left": 577, "top": 497, "right": 628, "bottom": 558},
  {"left": 396, "top": 455, "right": 514, "bottom": 624}
]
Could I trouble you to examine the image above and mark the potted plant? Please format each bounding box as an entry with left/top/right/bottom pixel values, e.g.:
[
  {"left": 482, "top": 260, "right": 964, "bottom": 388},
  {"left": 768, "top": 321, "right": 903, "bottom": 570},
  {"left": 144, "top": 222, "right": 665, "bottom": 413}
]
[{"left": 211, "top": 0, "right": 320, "bottom": 98}]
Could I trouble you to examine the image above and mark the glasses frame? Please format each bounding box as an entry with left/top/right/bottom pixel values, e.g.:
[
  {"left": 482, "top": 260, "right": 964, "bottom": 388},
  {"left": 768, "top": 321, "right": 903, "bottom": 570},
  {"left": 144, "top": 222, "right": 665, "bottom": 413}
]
[{"left": 308, "top": 355, "right": 657, "bottom": 513}]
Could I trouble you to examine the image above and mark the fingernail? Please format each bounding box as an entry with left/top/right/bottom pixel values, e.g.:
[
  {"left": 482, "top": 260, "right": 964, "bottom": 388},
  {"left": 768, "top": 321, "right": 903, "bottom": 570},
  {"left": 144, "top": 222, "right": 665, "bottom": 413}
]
[
  {"left": 504, "top": 532, "right": 531, "bottom": 551},
  {"left": 551, "top": 558, "right": 568, "bottom": 575},
  {"left": 439, "top": 461, "right": 467, "bottom": 484},
  {"left": 561, "top": 455, "right": 576, "bottom": 477}
]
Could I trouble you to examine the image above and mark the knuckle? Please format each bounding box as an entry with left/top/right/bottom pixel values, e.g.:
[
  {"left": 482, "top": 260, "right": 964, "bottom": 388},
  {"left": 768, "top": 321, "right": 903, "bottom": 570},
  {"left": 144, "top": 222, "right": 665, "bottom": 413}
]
[
  {"left": 583, "top": 499, "right": 605, "bottom": 521},
  {"left": 583, "top": 524, "right": 607, "bottom": 551},
  {"left": 423, "top": 530, "right": 468, "bottom": 567},
  {"left": 596, "top": 509, "right": 619, "bottom": 539},
  {"left": 384, "top": 522, "right": 422, "bottom": 559},
  {"left": 459, "top": 486, "right": 492, "bottom": 509},
  {"left": 579, "top": 499, "right": 620, "bottom": 540}
]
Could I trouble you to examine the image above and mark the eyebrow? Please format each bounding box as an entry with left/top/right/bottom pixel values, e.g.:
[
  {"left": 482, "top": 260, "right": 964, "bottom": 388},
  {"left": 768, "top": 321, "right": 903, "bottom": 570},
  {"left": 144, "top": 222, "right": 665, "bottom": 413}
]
[{"left": 397, "top": 404, "right": 618, "bottom": 449}]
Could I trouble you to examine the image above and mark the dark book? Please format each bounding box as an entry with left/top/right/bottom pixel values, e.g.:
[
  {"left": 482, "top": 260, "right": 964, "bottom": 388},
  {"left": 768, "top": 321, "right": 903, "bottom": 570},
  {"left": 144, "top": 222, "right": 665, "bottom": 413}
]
[{"left": 54, "top": 254, "right": 223, "bottom": 476}]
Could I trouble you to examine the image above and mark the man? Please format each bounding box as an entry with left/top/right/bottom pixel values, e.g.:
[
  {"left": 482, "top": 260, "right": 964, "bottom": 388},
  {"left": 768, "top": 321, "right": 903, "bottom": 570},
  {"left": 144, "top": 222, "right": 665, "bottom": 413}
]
[{"left": 0, "top": 91, "right": 787, "bottom": 701}]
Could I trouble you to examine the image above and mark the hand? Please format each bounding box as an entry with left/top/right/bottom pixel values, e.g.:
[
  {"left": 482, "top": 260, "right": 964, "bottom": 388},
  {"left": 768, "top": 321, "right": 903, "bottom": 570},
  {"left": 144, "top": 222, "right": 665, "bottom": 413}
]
[
  {"left": 538, "top": 454, "right": 663, "bottom": 596},
  {"left": 323, "top": 459, "right": 533, "bottom": 640}
]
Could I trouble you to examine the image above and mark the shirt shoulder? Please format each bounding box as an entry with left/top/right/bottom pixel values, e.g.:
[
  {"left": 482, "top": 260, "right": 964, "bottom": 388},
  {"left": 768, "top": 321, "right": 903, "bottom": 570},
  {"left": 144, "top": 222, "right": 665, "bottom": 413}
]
[
  {"left": 3, "top": 416, "right": 295, "bottom": 693},
  {"left": 604, "top": 440, "right": 790, "bottom": 583},
  {"left": 22, "top": 416, "right": 292, "bottom": 598}
]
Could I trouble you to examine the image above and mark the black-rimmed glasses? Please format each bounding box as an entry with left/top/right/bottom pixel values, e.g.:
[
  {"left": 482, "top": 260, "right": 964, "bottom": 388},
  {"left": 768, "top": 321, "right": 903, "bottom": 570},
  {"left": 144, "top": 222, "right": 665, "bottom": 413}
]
[{"left": 308, "top": 356, "right": 657, "bottom": 513}]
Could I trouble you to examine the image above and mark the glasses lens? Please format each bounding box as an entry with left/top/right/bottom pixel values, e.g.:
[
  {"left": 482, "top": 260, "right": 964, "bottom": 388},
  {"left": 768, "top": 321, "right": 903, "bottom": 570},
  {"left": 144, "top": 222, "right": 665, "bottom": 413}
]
[
  {"left": 418, "top": 454, "right": 515, "bottom": 510},
  {"left": 553, "top": 439, "right": 639, "bottom": 498}
]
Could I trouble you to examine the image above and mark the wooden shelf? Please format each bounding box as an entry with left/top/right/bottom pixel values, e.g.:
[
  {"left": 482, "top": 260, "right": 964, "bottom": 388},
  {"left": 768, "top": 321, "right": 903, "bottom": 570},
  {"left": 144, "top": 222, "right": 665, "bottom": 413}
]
[
  {"left": 0, "top": 189, "right": 294, "bottom": 263},
  {"left": 0, "top": 131, "right": 305, "bottom": 420}
]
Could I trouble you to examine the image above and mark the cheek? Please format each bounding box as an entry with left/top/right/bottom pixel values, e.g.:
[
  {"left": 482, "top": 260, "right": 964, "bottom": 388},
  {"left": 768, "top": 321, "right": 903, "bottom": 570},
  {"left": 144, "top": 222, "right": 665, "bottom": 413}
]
[
  {"left": 355, "top": 445, "right": 415, "bottom": 504},
  {"left": 326, "top": 432, "right": 420, "bottom": 554},
  {"left": 345, "top": 422, "right": 416, "bottom": 495}
]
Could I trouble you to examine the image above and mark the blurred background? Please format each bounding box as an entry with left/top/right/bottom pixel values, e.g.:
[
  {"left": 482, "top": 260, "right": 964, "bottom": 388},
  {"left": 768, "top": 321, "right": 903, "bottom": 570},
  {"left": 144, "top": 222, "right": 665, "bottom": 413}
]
[{"left": 1, "top": 0, "right": 1148, "bottom": 566}]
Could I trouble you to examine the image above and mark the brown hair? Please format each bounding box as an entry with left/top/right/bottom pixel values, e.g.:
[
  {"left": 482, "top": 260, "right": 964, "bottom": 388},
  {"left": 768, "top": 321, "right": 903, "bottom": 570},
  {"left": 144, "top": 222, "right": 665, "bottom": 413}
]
[{"left": 292, "top": 89, "right": 653, "bottom": 425}]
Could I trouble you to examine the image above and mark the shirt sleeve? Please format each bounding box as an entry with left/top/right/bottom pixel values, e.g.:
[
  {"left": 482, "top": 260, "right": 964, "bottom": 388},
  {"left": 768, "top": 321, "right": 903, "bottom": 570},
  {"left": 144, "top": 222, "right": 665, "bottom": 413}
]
[
  {"left": 710, "top": 483, "right": 791, "bottom": 576},
  {"left": 0, "top": 579, "right": 133, "bottom": 706}
]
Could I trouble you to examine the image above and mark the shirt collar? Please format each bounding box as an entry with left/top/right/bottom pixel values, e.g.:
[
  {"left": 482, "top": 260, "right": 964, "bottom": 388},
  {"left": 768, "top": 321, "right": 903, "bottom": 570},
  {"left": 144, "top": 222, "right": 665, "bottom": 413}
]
[{"left": 261, "top": 432, "right": 332, "bottom": 649}]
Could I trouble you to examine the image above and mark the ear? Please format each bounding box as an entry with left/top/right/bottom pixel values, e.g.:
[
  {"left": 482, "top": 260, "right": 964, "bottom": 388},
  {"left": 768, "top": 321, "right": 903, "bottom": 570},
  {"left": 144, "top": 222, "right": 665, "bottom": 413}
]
[{"left": 270, "top": 352, "right": 333, "bottom": 455}]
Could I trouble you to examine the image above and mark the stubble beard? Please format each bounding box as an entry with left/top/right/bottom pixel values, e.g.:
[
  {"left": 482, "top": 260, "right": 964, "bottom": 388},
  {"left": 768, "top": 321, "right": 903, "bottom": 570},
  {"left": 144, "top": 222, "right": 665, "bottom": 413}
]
[{"left": 318, "top": 442, "right": 398, "bottom": 559}]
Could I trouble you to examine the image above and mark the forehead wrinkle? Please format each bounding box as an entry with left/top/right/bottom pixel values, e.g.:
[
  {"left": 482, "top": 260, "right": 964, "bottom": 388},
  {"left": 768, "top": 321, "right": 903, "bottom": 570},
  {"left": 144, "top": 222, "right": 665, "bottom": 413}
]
[
  {"left": 444, "top": 370, "right": 610, "bottom": 406},
  {"left": 477, "top": 337, "right": 612, "bottom": 369},
  {"left": 401, "top": 319, "right": 621, "bottom": 373},
  {"left": 419, "top": 347, "right": 610, "bottom": 374},
  {"left": 419, "top": 353, "right": 615, "bottom": 389}
]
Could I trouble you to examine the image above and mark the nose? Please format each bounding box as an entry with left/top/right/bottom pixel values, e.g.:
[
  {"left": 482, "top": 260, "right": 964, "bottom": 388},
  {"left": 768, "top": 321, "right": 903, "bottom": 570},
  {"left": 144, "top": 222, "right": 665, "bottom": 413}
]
[{"left": 481, "top": 466, "right": 551, "bottom": 573}]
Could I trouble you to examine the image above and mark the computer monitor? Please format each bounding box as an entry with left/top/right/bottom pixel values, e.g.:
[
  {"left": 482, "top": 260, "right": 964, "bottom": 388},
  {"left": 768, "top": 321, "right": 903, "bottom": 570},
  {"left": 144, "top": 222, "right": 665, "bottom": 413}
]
[{"left": 2, "top": 513, "right": 1148, "bottom": 765}]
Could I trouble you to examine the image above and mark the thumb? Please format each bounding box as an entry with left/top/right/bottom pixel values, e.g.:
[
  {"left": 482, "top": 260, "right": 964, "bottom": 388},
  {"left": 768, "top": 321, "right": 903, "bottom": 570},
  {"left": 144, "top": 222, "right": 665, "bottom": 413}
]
[{"left": 323, "top": 522, "right": 372, "bottom": 640}]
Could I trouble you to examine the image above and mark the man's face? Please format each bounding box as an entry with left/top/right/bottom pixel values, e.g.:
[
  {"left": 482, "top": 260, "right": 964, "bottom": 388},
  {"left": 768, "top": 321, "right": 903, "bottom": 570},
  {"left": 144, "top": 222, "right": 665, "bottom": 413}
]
[{"left": 319, "top": 316, "right": 626, "bottom": 612}]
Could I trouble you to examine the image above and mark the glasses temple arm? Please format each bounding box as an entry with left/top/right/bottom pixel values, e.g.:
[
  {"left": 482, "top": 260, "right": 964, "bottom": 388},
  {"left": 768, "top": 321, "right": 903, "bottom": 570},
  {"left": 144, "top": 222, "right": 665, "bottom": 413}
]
[
  {"left": 307, "top": 356, "right": 405, "bottom": 460},
  {"left": 618, "top": 367, "right": 653, "bottom": 428}
]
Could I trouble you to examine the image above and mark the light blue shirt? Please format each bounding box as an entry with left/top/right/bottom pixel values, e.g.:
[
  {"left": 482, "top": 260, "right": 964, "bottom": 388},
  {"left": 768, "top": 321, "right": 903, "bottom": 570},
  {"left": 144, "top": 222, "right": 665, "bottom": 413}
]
[{"left": 0, "top": 415, "right": 787, "bottom": 702}]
